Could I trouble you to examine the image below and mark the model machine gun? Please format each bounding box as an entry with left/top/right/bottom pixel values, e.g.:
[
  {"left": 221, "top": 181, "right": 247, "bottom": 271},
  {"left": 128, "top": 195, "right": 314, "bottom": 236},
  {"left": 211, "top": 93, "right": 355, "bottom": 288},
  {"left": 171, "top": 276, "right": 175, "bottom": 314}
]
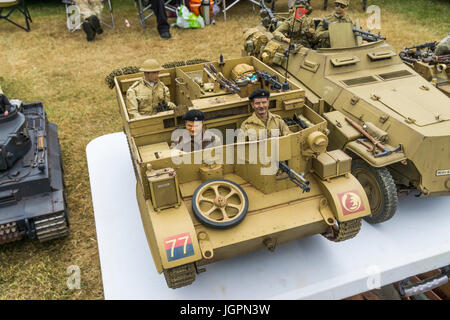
[
  {"left": 399, "top": 42, "right": 438, "bottom": 64},
  {"left": 255, "top": 70, "right": 290, "bottom": 91},
  {"left": 322, "top": 20, "right": 386, "bottom": 42},
  {"left": 204, "top": 64, "right": 241, "bottom": 94},
  {"left": 422, "top": 54, "right": 450, "bottom": 65},
  {"left": 259, "top": 0, "right": 279, "bottom": 32},
  {"left": 278, "top": 162, "right": 310, "bottom": 193},
  {"left": 156, "top": 101, "right": 170, "bottom": 113},
  {"left": 404, "top": 42, "right": 437, "bottom": 53}
]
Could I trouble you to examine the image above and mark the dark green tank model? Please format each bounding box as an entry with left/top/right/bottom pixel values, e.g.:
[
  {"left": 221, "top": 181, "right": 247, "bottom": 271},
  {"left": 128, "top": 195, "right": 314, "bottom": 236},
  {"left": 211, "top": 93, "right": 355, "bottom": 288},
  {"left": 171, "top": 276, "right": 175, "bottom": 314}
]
[{"left": 0, "top": 99, "right": 69, "bottom": 245}]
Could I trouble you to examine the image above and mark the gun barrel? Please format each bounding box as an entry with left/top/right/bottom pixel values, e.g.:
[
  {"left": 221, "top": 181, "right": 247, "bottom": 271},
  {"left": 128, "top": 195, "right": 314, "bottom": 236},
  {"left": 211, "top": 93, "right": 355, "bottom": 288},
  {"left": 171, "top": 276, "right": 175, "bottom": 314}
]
[
  {"left": 353, "top": 28, "right": 386, "bottom": 41},
  {"left": 405, "top": 41, "right": 436, "bottom": 51},
  {"left": 259, "top": 0, "right": 274, "bottom": 20},
  {"left": 278, "top": 162, "right": 310, "bottom": 192},
  {"left": 256, "top": 71, "right": 289, "bottom": 91}
]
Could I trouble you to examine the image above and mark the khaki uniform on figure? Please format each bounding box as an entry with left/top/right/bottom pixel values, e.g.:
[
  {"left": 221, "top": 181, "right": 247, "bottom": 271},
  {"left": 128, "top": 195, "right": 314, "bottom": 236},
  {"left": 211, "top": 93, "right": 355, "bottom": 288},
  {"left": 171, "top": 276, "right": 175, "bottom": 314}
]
[
  {"left": 314, "top": 0, "right": 353, "bottom": 48},
  {"left": 273, "top": 15, "right": 316, "bottom": 48},
  {"left": 126, "top": 59, "right": 176, "bottom": 119},
  {"left": 241, "top": 112, "right": 291, "bottom": 138},
  {"left": 240, "top": 89, "right": 291, "bottom": 139},
  {"left": 273, "top": 3, "right": 315, "bottom": 48}
]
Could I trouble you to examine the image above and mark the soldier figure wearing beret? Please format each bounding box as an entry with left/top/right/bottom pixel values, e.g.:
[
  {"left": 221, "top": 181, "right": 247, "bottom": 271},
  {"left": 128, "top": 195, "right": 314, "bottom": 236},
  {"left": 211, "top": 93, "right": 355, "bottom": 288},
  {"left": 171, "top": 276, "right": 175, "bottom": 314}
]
[
  {"left": 171, "top": 110, "right": 221, "bottom": 151},
  {"left": 240, "top": 89, "right": 291, "bottom": 138},
  {"left": 126, "top": 58, "right": 176, "bottom": 119}
]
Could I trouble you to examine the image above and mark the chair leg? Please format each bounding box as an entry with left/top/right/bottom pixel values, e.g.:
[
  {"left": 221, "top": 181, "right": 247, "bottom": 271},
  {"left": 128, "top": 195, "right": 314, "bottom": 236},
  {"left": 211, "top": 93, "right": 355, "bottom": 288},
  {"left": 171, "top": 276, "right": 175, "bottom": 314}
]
[
  {"left": 109, "top": 0, "right": 114, "bottom": 28},
  {"left": 137, "top": 0, "right": 146, "bottom": 28},
  {"left": 1, "top": 6, "right": 32, "bottom": 32}
]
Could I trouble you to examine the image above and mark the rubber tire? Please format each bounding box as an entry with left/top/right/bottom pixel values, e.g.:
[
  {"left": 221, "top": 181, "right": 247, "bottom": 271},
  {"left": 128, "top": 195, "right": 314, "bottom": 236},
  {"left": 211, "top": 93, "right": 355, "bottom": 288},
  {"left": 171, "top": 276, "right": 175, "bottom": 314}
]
[
  {"left": 192, "top": 179, "right": 249, "bottom": 229},
  {"left": 351, "top": 159, "right": 398, "bottom": 224}
]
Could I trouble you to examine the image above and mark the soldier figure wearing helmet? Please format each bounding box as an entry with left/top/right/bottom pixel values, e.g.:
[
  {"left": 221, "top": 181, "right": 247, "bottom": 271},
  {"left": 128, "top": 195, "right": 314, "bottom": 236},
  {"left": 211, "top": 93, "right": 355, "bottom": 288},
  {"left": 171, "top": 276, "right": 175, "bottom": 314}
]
[
  {"left": 126, "top": 59, "right": 176, "bottom": 119},
  {"left": 314, "top": 0, "right": 353, "bottom": 48},
  {"left": 273, "top": 1, "right": 316, "bottom": 49}
]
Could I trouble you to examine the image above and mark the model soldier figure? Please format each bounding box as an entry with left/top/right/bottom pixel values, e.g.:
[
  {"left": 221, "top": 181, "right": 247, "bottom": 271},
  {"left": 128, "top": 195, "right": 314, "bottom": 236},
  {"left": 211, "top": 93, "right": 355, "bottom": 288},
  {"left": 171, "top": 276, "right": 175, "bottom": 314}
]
[
  {"left": 273, "top": 1, "right": 316, "bottom": 49},
  {"left": 240, "top": 89, "right": 291, "bottom": 139},
  {"left": 171, "top": 110, "right": 221, "bottom": 152},
  {"left": 126, "top": 59, "right": 176, "bottom": 119},
  {"left": 314, "top": 0, "right": 353, "bottom": 48}
]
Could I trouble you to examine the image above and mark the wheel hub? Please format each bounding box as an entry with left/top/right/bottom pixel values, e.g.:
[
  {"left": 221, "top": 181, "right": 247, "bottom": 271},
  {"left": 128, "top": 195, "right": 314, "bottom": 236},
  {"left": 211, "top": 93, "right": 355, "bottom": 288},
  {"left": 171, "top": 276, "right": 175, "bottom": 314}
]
[{"left": 214, "top": 195, "right": 227, "bottom": 208}]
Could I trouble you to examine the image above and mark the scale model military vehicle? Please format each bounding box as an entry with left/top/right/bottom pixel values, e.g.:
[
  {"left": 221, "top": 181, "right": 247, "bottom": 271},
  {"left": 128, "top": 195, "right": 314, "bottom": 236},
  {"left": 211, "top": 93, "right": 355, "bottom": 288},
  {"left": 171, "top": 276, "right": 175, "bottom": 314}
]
[
  {"left": 399, "top": 42, "right": 450, "bottom": 97},
  {"left": 242, "top": 11, "right": 450, "bottom": 224},
  {"left": 0, "top": 99, "right": 69, "bottom": 245},
  {"left": 114, "top": 56, "right": 370, "bottom": 289}
]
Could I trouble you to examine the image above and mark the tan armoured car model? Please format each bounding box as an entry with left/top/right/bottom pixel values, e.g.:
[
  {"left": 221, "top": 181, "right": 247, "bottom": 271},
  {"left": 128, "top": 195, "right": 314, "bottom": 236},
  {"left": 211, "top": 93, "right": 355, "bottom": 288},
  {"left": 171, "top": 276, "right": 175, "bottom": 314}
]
[
  {"left": 114, "top": 56, "right": 370, "bottom": 289},
  {"left": 243, "top": 19, "right": 450, "bottom": 224}
]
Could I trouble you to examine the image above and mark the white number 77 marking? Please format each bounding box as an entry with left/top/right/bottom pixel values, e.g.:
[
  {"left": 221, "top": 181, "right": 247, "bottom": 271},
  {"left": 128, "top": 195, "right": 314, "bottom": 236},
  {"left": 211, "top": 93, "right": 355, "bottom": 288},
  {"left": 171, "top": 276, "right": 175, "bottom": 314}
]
[{"left": 166, "top": 235, "right": 190, "bottom": 257}]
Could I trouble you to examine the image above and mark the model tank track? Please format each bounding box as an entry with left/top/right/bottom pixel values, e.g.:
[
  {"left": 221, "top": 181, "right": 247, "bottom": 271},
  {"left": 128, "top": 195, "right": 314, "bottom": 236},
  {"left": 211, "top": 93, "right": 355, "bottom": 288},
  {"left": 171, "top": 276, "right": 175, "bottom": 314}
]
[
  {"left": 0, "top": 222, "right": 23, "bottom": 245},
  {"left": 163, "top": 263, "right": 196, "bottom": 289},
  {"left": 324, "top": 218, "right": 362, "bottom": 242},
  {"left": 34, "top": 212, "right": 70, "bottom": 242}
]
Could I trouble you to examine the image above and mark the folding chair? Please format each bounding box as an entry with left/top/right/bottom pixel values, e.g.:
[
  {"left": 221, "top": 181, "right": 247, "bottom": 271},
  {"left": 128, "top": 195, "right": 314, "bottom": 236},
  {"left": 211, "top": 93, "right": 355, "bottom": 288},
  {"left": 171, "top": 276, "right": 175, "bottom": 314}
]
[
  {"left": 135, "top": 0, "right": 183, "bottom": 28},
  {"left": 0, "top": 0, "right": 32, "bottom": 32},
  {"left": 222, "top": 0, "right": 260, "bottom": 21},
  {"left": 63, "top": 0, "right": 114, "bottom": 32}
]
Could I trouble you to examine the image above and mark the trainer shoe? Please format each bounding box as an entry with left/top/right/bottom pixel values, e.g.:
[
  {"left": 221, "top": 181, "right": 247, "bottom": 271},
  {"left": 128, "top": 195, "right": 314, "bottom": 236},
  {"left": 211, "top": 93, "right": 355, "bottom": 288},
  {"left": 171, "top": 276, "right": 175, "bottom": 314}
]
[{"left": 160, "top": 30, "right": 171, "bottom": 39}]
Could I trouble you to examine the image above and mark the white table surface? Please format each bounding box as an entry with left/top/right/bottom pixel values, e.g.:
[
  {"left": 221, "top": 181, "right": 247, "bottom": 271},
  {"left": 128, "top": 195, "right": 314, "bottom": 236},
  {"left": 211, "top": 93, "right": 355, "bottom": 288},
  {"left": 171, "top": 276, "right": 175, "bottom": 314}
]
[{"left": 86, "top": 132, "right": 450, "bottom": 300}]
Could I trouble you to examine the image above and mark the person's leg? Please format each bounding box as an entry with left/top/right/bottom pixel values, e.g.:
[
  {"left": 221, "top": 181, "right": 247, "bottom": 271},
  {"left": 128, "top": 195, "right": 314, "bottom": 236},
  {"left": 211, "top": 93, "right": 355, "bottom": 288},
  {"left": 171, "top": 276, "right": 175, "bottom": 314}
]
[
  {"left": 82, "top": 20, "right": 95, "bottom": 41},
  {"left": 88, "top": 15, "right": 103, "bottom": 35},
  {"left": 74, "top": 0, "right": 103, "bottom": 41},
  {"left": 150, "top": 0, "right": 171, "bottom": 38},
  {"left": 75, "top": 1, "right": 96, "bottom": 41}
]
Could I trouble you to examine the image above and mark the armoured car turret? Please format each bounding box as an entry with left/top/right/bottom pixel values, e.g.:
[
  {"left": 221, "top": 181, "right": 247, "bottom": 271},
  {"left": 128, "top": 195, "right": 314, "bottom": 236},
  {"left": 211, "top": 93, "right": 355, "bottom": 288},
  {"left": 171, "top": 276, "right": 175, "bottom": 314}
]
[
  {"left": 0, "top": 100, "right": 69, "bottom": 244},
  {"left": 114, "top": 56, "right": 371, "bottom": 289},
  {"left": 243, "top": 18, "right": 450, "bottom": 224}
]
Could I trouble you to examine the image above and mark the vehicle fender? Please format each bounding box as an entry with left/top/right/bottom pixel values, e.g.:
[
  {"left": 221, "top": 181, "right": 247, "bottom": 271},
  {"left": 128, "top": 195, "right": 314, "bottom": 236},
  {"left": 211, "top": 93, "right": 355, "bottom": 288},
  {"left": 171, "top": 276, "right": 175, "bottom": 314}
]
[
  {"left": 344, "top": 140, "right": 406, "bottom": 168},
  {"left": 136, "top": 183, "right": 202, "bottom": 273},
  {"left": 314, "top": 173, "right": 371, "bottom": 222}
]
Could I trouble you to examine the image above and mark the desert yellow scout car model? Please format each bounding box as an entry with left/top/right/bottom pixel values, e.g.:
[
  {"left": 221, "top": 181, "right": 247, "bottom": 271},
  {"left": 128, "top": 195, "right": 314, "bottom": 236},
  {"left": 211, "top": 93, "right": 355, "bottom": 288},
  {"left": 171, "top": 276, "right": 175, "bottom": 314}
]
[
  {"left": 114, "top": 56, "right": 370, "bottom": 289},
  {"left": 243, "top": 16, "right": 450, "bottom": 224}
]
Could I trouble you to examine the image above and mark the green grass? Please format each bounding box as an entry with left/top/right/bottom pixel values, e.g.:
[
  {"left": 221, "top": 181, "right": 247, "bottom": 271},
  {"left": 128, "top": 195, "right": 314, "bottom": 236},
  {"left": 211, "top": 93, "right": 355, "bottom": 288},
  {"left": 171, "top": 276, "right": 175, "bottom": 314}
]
[{"left": 367, "top": 0, "right": 450, "bottom": 36}]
